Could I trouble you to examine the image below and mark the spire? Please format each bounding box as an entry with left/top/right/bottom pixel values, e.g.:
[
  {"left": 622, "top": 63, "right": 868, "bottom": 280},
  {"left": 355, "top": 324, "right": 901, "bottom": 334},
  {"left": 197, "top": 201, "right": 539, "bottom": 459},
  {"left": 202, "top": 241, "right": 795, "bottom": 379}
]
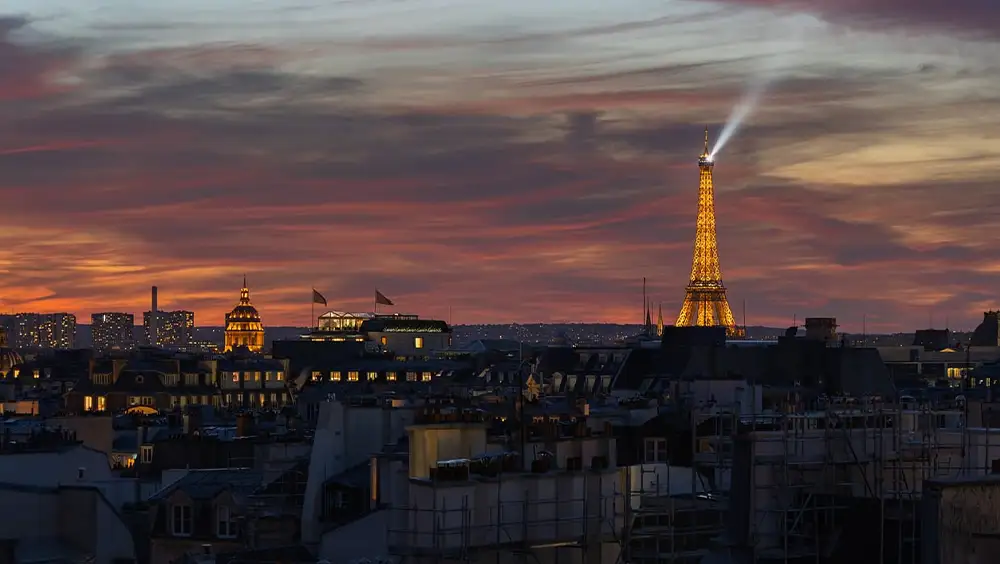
[
  {"left": 240, "top": 276, "right": 250, "bottom": 304},
  {"left": 703, "top": 125, "right": 710, "bottom": 155},
  {"left": 645, "top": 301, "right": 653, "bottom": 336},
  {"left": 657, "top": 303, "right": 664, "bottom": 337}
]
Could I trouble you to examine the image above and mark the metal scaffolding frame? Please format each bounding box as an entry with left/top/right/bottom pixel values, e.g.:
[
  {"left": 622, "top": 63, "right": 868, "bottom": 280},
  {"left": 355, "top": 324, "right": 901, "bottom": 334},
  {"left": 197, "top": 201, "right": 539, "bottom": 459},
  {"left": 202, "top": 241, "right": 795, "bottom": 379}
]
[{"left": 386, "top": 468, "right": 623, "bottom": 564}]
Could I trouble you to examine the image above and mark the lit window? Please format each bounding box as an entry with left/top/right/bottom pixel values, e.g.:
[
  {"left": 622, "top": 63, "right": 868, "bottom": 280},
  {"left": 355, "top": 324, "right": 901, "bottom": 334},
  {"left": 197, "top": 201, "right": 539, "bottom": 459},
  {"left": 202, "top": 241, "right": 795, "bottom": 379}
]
[
  {"left": 387, "top": 372, "right": 397, "bottom": 381},
  {"left": 367, "top": 371, "right": 378, "bottom": 381},
  {"left": 348, "top": 371, "right": 359, "bottom": 382},
  {"left": 140, "top": 445, "right": 153, "bottom": 464},
  {"left": 171, "top": 505, "right": 192, "bottom": 536},
  {"left": 422, "top": 372, "right": 432, "bottom": 382},
  {"left": 84, "top": 396, "right": 94, "bottom": 411},
  {"left": 332, "top": 371, "right": 341, "bottom": 381},
  {"left": 276, "top": 372, "right": 284, "bottom": 381},
  {"left": 380, "top": 336, "right": 388, "bottom": 346},
  {"left": 312, "top": 371, "right": 322, "bottom": 381},
  {"left": 217, "top": 506, "right": 237, "bottom": 538},
  {"left": 254, "top": 372, "right": 261, "bottom": 382},
  {"left": 97, "top": 396, "right": 106, "bottom": 411},
  {"left": 232, "top": 372, "right": 239, "bottom": 383},
  {"left": 414, "top": 337, "right": 424, "bottom": 349}
]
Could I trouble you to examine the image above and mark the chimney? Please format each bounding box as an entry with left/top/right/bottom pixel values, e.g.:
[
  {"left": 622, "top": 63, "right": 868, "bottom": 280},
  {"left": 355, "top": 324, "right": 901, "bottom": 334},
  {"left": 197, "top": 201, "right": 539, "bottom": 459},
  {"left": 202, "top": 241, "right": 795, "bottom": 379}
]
[
  {"left": 236, "top": 413, "right": 253, "bottom": 437},
  {"left": 183, "top": 409, "right": 202, "bottom": 435},
  {"left": 150, "top": 286, "right": 159, "bottom": 346}
]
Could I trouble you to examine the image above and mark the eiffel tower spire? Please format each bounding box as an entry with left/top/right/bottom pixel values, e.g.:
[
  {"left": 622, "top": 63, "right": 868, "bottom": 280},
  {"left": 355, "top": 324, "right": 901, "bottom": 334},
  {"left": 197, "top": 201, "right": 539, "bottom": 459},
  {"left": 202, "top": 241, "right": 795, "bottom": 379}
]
[{"left": 676, "top": 128, "right": 743, "bottom": 337}]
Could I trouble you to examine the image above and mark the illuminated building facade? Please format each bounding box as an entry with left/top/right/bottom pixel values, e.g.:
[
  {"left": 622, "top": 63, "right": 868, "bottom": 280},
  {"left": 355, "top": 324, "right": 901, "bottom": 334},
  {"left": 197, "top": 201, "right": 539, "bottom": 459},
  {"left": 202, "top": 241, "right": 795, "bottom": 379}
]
[
  {"left": 224, "top": 278, "right": 265, "bottom": 352},
  {"left": 675, "top": 128, "right": 743, "bottom": 338},
  {"left": 92, "top": 312, "right": 135, "bottom": 351},
  {"left": 0, "top": 325, "right": 22, "bottom": 376},
  {"left": 142, "top": 310, "right": 194, "bottom": 346},
  {"left": 0, "top": 313, "right": 77, "bottom": 349},
  {"left": 309, "top": 310, "right": 451, "bottom": 358}
]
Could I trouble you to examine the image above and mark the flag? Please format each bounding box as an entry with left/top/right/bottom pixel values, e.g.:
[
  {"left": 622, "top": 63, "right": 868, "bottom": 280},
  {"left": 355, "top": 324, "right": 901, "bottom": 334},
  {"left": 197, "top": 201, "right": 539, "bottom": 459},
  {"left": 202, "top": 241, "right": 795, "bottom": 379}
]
[
  {"left": 312, "top": 289, "right": 327, "bottom": 306},
  {"left": 375, "top": 289, "right": 394, "bottom": 306}
]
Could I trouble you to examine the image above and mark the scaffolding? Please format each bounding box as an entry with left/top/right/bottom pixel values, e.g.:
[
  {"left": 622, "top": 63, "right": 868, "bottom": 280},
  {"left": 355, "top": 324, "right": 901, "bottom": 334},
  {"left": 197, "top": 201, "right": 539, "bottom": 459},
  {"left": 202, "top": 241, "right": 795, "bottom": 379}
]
[
  {"left": 386, "top": 467, "right": 624, "bottom": 564},
  {"left": 673, "top": 393, "right": 999, "bottom": 564}
]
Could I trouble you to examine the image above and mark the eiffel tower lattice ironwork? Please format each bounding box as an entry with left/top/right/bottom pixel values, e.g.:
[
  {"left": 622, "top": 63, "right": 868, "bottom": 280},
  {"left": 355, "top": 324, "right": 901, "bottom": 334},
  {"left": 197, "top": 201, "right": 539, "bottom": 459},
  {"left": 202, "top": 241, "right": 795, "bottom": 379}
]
[{"left": 675, "top": 127, "right": 744, "bottom": 338}]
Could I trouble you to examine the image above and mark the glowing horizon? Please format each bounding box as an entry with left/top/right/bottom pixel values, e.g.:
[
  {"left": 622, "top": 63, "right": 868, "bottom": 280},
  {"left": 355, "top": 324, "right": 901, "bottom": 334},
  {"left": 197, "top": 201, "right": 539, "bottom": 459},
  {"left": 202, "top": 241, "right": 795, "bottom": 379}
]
[{"left": 2, "top": 1, "right": 1000, "bottom": 334}]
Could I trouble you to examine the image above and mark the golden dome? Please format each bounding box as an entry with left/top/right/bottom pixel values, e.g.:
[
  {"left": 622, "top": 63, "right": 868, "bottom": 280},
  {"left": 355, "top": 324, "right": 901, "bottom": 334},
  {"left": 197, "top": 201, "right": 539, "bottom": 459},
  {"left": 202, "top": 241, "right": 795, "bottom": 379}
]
[
  {"left": 224, "top": 276, "right": 264, "bottom": 353},
  {"left": 0, "top": 327, "right": 21, "bottom": 375}
]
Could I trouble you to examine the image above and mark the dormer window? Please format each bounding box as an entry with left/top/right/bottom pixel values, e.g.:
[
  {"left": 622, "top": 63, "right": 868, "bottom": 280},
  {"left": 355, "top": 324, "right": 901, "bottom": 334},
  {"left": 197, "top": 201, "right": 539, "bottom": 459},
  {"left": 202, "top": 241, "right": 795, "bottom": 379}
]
[
  {"left": 644, "top": 438, "right": 667, "bottom": 463},
  {"left": 134, "top": 375, "right": 144, "bottom": 384},
  {"left": 217, "top": 506, "right": 237, "bottom": 538},
  {"left": 140, "top": 445, "right": 153, "bottom": 464},
  {"left": 171, "top": 504, "right": 192, "bottom": 537}
]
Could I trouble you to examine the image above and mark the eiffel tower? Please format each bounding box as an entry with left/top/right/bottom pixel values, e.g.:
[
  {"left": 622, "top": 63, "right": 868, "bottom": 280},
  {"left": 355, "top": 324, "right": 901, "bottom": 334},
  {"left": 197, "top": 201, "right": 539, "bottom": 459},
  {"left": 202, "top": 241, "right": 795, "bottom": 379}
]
[{"left": 675, "top": 127, "right": 744, "bottom": 338}]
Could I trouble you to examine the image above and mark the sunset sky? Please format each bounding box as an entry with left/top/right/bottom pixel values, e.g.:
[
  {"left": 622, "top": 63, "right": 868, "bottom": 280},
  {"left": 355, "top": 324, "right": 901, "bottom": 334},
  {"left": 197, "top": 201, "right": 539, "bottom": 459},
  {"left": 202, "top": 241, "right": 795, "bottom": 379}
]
[{"left": 1, "top": 1, "right": 999, "bottom": 332}]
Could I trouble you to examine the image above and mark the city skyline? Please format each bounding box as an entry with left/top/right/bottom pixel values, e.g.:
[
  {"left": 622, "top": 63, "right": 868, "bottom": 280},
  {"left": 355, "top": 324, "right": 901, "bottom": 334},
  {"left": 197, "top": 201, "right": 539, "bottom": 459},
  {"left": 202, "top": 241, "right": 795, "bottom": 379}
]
[{"left": 2, "top": 2, "right": 1000, "bottom": 332}]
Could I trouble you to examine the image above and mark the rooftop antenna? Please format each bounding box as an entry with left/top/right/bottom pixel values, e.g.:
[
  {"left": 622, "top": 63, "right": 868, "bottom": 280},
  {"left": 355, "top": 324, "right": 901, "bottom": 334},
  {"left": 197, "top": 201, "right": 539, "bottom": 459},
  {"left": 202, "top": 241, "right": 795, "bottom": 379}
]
[
  {"left": 742, "top": 299, "right": 747, "bottom": 338},
  {"left": 642, "top": 277, "right": 647, "bottom": 327}
]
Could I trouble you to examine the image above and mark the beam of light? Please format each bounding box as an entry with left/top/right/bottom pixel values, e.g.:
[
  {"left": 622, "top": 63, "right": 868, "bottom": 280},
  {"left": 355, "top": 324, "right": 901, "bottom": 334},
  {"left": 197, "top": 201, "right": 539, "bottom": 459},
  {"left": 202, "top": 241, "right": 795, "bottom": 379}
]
[{"left": 710, "top": 21, "right": 812, "bottom": 159}]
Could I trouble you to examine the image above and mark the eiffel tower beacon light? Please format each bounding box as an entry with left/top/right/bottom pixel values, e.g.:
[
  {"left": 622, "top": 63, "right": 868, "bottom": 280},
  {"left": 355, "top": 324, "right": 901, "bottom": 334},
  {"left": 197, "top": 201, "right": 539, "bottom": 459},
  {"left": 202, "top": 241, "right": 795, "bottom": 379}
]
[{"left": 675, "top": 127, "right": 744, "bottom": 338}]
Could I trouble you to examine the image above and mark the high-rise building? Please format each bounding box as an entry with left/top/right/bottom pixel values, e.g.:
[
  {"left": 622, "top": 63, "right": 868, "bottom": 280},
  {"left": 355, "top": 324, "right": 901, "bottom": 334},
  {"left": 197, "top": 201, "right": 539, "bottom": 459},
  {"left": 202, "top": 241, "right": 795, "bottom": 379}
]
[
  {"left": 0, "top": 313, "right": 77, "bottom": 349},
  {"left": 224, "top": 277, "right": 264, "bottom": 352},
  {"left": 142, "top": 310, "right": 195, "bottom": 346},
  {"left": 91, "top": 312, "right": 135, "bottom": 351}
]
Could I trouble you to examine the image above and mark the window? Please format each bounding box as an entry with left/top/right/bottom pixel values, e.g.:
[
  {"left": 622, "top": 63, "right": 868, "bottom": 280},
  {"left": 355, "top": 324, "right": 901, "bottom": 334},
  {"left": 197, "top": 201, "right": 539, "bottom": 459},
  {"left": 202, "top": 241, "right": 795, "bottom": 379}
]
[
  {"left": 367, "top": 371, "right": 378, "bottom": 381},
  {"left": 311, "top": 371, "right": 322, "bottom": 382},
  {"left": 232, "top": 372, "right": 240, "bottom": 383},
  {"left": 348, "top": 371, "right": 359, "bottom": 382},
  {"left": 84, "top": 396, "right": 94, "bottom": 411},
  {"left": 254, "top": 371, "right": 261, "bottom": 382},
  {"left": 644, "top": 438, "right": 667, "bottom": 463},
  {"left": 421, "top": 372, "right": 432, "bottom": 382},
  {"left": 276, "top": 371, "right": 284, "bottom": 381},
  {"left": 97, "top": 396, "right": 106, "bottom": 411},
  {"left": 387, "top": 372, "right": 397, "bottom": 381},
  {"left": 134, "top": 375, "right": 144, "bottom": 384},
  {"left": 184, "top": 373, "right": 198, "bottom": 386},
  {"left": 217, "top": 506, "right": 237, "bottom": 538},
  {"left": 380, "top": 336, "right": 388, "bottom": 346},
  {"left": 414, "top": 337, "right": 424, "bottom": 349},
  {"left": 406, "top": 371, "right": 417, "bottom": 382},
  {"left": 140, "top": 445, "right": 153, "bottom": 464},
  {"left": 332, "top": 371, "right": 341, "bottom": 381},
  {"left": 171, "top": 504, "right": 192, "bottom": 536}
]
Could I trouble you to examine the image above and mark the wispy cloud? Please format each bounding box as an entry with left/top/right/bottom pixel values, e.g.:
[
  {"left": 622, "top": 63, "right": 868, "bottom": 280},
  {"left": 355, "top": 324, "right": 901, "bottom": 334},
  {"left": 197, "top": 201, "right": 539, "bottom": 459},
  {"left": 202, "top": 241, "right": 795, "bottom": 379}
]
[{"left": 0, "top": 1, "right": 998, "bottom": 331}]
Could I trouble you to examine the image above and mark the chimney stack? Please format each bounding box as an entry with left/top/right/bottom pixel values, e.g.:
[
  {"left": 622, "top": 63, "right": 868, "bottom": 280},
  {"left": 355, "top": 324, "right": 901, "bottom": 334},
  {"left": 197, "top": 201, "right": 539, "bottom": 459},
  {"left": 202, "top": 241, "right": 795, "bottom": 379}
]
[{"left": 150, "top": 286, "right": 159, "bottom": 346}]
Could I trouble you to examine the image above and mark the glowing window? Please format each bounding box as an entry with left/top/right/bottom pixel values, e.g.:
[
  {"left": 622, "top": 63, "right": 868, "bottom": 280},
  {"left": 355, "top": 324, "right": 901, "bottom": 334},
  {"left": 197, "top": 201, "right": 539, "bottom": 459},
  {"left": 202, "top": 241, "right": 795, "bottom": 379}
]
[
  {"left": 414, "top": 337, "right": 424, "bottom": 349},
  {"left": 348, "top": 371, "right": 359, "bottom": 382},
  {"left": 367, "top": 371, "right": 378, "bottom": 381},
  {"left": 421, "top": 372, "right": 432, "bottom": 382},
  {"left": 387, "top": 372, "right": 397, "bottom": 381},
  {"left": 84, "top": 396, "right": 94, "bottom": 411},
  {"left": 332, "top": 371, "right": 341, "bottom": 381}
]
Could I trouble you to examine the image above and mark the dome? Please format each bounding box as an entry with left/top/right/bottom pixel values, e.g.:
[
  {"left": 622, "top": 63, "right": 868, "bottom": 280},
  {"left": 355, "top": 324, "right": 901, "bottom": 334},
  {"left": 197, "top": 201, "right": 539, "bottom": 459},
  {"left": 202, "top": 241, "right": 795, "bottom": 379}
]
[
  {"left": 226, "top": 279, "right": 262, "bottom": 324},
  {"left": 0, "top": 327, "right": 21, "bottom": 375},
  {"left": 224, "top": 276, "right": 265, "bottom": 353}
]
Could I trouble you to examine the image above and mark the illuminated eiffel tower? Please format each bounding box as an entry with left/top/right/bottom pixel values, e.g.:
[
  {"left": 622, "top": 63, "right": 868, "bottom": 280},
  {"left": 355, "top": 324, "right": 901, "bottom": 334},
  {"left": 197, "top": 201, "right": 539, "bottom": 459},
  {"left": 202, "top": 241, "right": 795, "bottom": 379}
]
[{"left": 675, "top": 127, "right": 743, "bottom": 338}]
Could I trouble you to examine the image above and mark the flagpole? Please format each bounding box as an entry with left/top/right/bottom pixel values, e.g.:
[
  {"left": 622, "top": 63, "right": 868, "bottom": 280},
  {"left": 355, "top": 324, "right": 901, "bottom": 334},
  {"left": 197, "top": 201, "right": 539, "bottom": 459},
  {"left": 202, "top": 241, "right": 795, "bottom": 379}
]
[
  {"left": 374, "top": 287, "right": 377, "bottom": 314},
  {"left": 311, "top": 288, "right": 315, "bottom": 330}
]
